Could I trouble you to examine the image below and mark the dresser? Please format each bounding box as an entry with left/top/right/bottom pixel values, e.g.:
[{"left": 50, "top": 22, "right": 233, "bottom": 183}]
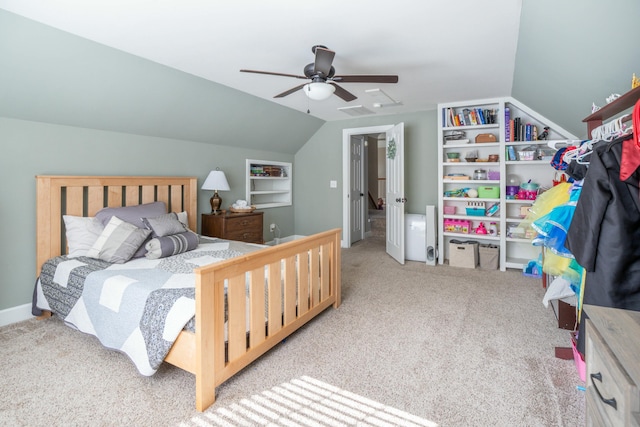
[
  {"left": 584, "top": 305, "right": 640, "bottom": 426},
  {"left": 201, "top": 211, "right": 264, "bottom": 244}
]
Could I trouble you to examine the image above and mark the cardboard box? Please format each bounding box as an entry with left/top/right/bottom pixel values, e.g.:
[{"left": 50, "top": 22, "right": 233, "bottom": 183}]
[
  {"left": 479, "top": 244, "right": 499, "bottom": 270},
  {"left": 449, "top": 240, "right": 478, "bottom": 268}
]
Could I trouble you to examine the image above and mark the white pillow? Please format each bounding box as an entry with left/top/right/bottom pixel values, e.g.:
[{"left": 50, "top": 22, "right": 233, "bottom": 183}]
[
  {"left": 63, "top": 215, "right": 104, "bottom": 258},
  {"left": 176, "top": 211, "right": 188, "bottom": 228},
  {"left": 87, "top": 216, "right": 151, "bottom": 263}
]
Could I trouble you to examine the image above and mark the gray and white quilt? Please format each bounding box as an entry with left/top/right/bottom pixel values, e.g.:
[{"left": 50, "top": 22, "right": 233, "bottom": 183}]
[{"left": 36, "top": 238, "right": 262, "bottom": 375}]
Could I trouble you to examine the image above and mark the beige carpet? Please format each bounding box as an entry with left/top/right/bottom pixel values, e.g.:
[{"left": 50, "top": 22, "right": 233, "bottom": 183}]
[{"left": 0, "top": 237, "right": 585, "bottom": 426}]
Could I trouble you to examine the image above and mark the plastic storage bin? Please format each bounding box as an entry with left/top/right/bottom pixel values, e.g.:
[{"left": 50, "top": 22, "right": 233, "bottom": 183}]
[
  {"left": 444, "top": 219, "right": 471, "bottom": 233},
  {"left": 478, "top": 186, "right": 500, "bottom": 198}
]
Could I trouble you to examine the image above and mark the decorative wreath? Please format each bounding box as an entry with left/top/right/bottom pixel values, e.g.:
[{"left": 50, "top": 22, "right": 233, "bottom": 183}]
[{"left": 387, "top": 138, "right": 396, "bottom": 159}]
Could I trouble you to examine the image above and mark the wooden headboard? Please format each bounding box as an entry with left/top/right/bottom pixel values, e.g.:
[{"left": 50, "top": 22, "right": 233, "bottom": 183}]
[{"left": 35, "top": 175, "right": 198, "bottom": 275}]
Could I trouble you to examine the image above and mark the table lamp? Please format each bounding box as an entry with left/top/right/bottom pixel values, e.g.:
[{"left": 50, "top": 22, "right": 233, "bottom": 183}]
[{"left": 202, "top": 170, "right": 230, "bottom": 214}]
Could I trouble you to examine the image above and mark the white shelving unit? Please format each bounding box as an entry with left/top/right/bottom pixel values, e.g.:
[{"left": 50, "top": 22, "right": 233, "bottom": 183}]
[
  {"left": 437, "top": 97, "right": 578, "bottom": 271},
  {"left": 246, "top": 159, "right": 292, "bottom": 209}
]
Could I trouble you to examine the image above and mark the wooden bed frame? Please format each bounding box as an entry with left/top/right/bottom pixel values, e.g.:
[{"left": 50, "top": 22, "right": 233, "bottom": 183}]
[{"left": 35, "top": 175, "right": 341, "bottom": 412}]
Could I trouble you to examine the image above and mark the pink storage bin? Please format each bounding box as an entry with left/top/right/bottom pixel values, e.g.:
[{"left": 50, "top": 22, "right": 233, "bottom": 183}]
[
  {"left": 443, "top": 206, "right": 456, "bottom": 215},
  {"left": 444, "top": 219, "right": 471, "bottom": 234},
  {"left": 571, "top": 333, "right": 586, "bottom": 382}
]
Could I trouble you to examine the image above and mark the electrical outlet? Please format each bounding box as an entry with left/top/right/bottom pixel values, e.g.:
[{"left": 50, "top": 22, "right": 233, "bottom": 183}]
[{"left": 270, "top": 223, "right": 276, "bottom": 232}]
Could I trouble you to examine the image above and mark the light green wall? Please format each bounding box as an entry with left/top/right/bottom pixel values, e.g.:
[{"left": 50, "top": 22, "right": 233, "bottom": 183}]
[
  {"left": 0, "top": 9, "right": 324, "bottom": 153},
  {"left": 513, "top": 0, "right": 640, "bottom": 138},
  {"left": 0, "top": 117, "right": 294, "bottom": 310},
  {"left": 293, "top": 110, "right": 438, "bottom": 235}
]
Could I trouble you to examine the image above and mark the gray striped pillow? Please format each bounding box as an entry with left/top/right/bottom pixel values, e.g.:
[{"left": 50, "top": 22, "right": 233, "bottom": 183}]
[{"left": 87, "top": 216, "right": 151, "bottom": 263}]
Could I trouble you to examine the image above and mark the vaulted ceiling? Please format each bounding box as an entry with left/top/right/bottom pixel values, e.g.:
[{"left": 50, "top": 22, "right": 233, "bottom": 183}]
[{"left": 0, "top": 0, "right": 522, "bottom": 122}]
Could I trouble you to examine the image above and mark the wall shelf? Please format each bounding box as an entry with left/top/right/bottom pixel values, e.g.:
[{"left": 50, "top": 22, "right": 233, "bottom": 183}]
[{"left": 246, "top": 159, "right": 292, "bottom": 209}]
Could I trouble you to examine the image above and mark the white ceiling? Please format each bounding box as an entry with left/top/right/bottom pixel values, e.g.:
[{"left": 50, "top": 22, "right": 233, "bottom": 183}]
[{"left": 0, "top": 0, "right": 523, "bottom": 121}]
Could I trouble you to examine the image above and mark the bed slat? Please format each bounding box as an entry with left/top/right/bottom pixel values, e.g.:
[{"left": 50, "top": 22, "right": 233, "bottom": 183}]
[
  {"left": 108, "top": 186, "right": 122, "bottom": 207},
  {"left": 125, "top": 186, "right": 138, "bottom": 206},
  {"left": 87, "top": 186, "right": 104, "bottom": 216},
  {"left": 267, "top": 261, "right": 282, "bottom": 335},
  {"left": 310, "top": 247, "right": 320, "bottom": 306},
  {"left": 66, "top": 187, "right": 84, "bottom": 217},
  {"left": 157, "top": 185, "right": 169, "bottom": 210},
  {"left": 227, "top": 275, "right": 246, "bottom": 360},
  {"left": 249, "top": 267, "right": 266, "bottom": 347},
  {"left": 297, "top": 250, "right": 310, "bottom": 315},
  {"left": 283, "top": 256, "right": 296, "bottom": 323},
  {"left": 141, "top": 185, "right": 155, "bottom": 204},
  {"left": 171, "top": 184, "right": 182, "bottom": 213},
  {"left": 321, "top": 243, "right": 330, "bottom": 299}
]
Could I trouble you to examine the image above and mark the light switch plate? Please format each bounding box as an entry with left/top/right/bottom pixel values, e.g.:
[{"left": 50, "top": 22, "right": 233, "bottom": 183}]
[{"left": 330, "top": 180, "right": 337, "bottom": 188}]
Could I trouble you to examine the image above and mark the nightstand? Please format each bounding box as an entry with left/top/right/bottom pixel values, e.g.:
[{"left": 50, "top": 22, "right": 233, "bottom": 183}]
[{"left": 201, "top": 211, "right": 264, "bottom": 244}]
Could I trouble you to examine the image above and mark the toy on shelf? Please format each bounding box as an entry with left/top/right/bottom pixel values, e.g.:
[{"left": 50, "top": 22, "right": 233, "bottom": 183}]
[
  {"left": 537, "top": 126, "right": 550, "bottom": 140},
  {"left": 475, "top": 222, "right": 488, "bottom": 234}
]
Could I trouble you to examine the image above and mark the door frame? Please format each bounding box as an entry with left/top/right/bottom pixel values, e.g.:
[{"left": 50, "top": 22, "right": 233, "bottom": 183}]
[{"left": 342, "top": 124, "right": 393, "bottom": 248}]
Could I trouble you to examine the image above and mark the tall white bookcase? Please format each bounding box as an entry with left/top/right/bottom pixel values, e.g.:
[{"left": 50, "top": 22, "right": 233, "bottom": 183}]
[{"left": 437, "top": 97, "right": 578, "bottom": 271}]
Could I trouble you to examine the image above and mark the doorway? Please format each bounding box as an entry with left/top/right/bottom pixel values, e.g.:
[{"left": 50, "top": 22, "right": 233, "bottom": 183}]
[{"left": 342, "top": 123, "right": 405, "bottom": 264}]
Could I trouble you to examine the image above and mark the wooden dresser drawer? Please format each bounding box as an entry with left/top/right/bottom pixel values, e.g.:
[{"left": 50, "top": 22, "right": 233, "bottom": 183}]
[
  {"left": 223, "top": 214, "right": 262, "bottom": 232},
  {"left": 586, "top": 320, "right": 638, "bottom": 426},
  {"left": 201, "top": 211, "right": 264, "bottom": 244},
  {"left": 585, "top": 308, "right": 640, "bottom": 427}
]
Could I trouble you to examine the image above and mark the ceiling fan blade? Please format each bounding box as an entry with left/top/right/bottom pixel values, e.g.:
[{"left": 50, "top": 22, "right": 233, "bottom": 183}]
[
  {"left": 314, "top": 47, "right": 335, "bottom": 77},
  {"left": 274, "top": 83, "right": 308, "bottom": 98},
  {"left": 240, "top": 69, "right": 307, "bottom": 80},
  {"left": 333, "top": 75, "right": 399, "bottom": 83},
  {"left": 330, "top": 83, "right": 357, "bottom": 102}
]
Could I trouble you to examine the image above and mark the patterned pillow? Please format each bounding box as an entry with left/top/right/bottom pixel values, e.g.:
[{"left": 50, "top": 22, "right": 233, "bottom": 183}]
[
  {"left": 141, "top": 212, "right": 187, "bottom": 237},
  {"left": 95, "top": 201, "right": 166, "bottom": 258},
  {"left": 144, "top": 231, "right": 199, "bottom": 260},
  {"left": 87, "top": 216, "right": 152, "bottom": 263}
]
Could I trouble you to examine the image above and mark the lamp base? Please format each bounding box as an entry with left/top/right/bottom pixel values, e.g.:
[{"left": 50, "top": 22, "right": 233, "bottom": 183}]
[{"left": 210, "top": 191, "right": 222, "bottom": 215}]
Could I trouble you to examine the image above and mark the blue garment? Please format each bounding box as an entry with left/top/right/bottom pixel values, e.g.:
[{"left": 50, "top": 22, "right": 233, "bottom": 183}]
[{"left": 531, "top": 184, "right": 582, "bottom": 257}]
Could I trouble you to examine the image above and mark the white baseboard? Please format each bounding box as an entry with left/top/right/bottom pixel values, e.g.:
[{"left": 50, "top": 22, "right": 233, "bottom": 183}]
[{"left": 0, "top": 303, "right": 34, "bottom": 327}]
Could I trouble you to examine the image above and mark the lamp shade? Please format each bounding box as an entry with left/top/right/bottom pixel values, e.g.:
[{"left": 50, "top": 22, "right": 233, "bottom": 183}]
[
  {"left": 303, "top": 82, "right": 335, "bottom": 101},
  {"left": 201, "top": 170, "right": 230, "bottom": 191}
]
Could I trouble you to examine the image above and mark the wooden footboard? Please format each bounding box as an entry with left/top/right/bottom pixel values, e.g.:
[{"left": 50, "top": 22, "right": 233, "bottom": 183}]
[
  {"left": 165, "top": 228, "right": 341, "bottom": 412},
  {"left": 35, "top": 175, "right": 341, "bottom": 413}
]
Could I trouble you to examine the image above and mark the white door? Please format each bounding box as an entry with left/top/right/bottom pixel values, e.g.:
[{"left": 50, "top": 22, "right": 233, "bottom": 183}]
[
  {"left": 349, "top": 135, "right": 365, "bottom": 244},
  {"left": 342, "top": 124, "right": 404, "bottom": 250},
  {"left": 385, "top": 123, "right": 405, "bottom": 264}
]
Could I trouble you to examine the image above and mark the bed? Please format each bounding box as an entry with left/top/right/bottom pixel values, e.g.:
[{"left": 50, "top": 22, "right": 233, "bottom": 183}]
[{"left": 34, "top": 175, "right": 341, "bottom": 412}]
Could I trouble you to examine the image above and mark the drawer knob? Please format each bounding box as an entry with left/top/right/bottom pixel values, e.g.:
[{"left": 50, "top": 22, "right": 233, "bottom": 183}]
[{"left": 590, "top": 372, "right": 617, "bottom": 410}]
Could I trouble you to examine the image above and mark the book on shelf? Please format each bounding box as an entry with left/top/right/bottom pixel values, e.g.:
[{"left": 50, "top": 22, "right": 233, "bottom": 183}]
[
  {"left": 445, "top": 107, "right": 497, "bottom": 127},
  {"left": 462, "top": 109, "right": 472, "bottom": 125},
  {"left": 505, "top": 108, "right": 510, "bottom": 141}
]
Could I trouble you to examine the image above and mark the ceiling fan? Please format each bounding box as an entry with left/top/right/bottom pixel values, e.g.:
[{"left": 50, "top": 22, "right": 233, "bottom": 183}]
[{"left": 240, "top": 45, "right": 398, "bottom": 102}]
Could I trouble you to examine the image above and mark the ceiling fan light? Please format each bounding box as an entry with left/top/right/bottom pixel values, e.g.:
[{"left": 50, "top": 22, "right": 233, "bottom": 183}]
[{"left": 303, "top": 82, "right": 335, "bottom": 101}]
